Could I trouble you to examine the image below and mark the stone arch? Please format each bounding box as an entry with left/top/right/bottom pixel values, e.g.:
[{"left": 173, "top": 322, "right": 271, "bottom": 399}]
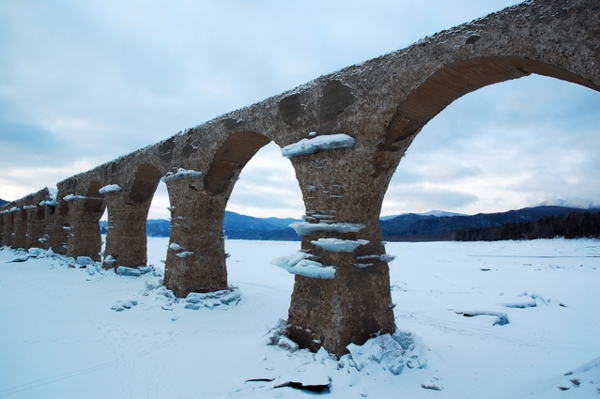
[
  {"left": 84, "top": 181, "right": 105, "bottom": 213},
  {"left": 383, "top": 57, "right": 600, "bottom": 148},
  {"left": 204, "top": 131, "right": 272, "bottom": 195},
  {"left": 130, "top": 163, "right": 163, "bottom": 203}
]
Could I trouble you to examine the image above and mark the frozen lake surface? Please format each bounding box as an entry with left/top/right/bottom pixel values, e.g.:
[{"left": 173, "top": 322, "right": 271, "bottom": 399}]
[{"left": 0, "top": 238, "right": 599, "bottom": 398}]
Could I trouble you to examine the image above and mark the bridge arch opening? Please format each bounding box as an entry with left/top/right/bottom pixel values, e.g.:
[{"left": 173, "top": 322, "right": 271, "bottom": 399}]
[
  {"left": 383, "top": 56, "right": 600, "bottom": 149},
  {"left": 222, "top": 136, "right": 303, "bottom": 319},
  {"left": 225, "top": 140, "right": 305, "bottom": 220},
  {"left": 204, "top": 131, "right": 272, "bottom": 195},
  {"left": 381, "top": 71, "right": 600, "bottom": 221}
]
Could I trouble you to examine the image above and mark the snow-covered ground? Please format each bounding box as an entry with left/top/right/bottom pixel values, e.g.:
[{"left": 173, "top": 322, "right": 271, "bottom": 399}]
[{"left": 1, "top": 238, "right": 599, "bottom": 398}]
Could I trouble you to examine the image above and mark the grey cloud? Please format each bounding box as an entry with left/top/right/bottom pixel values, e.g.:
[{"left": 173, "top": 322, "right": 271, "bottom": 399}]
[
  {"left": 382, "top": 184, "right": 480, "bottom": 216},
  {"left": 1, "top": 0, "right": 598, "bottom": 218}
]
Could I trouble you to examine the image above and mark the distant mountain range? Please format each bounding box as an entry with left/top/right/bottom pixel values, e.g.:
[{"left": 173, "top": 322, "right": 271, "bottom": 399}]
[
  {"left": 98, "top": 205, "right": 600, "bottom": 242},
  {"left": 380, "top": 205, "right": 600, "bottom": 241},
  {"left": 0, "top": 198, "right": 8, "bottom": 207}
]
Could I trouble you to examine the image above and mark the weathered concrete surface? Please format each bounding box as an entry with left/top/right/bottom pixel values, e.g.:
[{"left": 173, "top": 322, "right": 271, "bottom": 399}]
[
  {"left": 102, "top": 163, "right": 163, "bottom": 269},
  {"left": 1, "top": 207, "right": 15, "bottom": 247},
  {"left": 103, "top": 191, "right": 153, "bottom": 269},
  {"left": 24, "top": 188, "right": 50, "bottom": 249},
  {"left": 0, "top": 211, "right": 3, "bottom": 247},
  {"left": 2, "top": 0, "right": 599, "bottom": 356},
  {"left": 51, "top": 179, "right": 103, "bottom": 260},
  {"left": 163, "top": 173, "right": 229, "bottom": 296},
  {"left": 43, "top": 198, "right": 69, "bottom": 254},
  {"left": 12, "top": 206, "right": 27, "bottom": 249}
]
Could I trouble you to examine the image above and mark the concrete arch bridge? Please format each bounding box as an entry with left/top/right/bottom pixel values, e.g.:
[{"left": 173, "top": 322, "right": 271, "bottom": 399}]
[{"left": 1, "top": 0, "right": 599, "bottom": 356}]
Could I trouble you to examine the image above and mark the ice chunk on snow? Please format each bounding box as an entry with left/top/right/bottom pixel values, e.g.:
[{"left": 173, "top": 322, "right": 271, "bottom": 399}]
[
  {"left": 184, "top": 288, "right": 241, "bottom": 309},
  {"left": 161, "top": 168, "right": 203, "bottom": 182},
  {"left": 347, "top": 334, "right": 405, "bottom": 375},
  {"left": 277, "top": 336, "right": 299, "bottom": 352},
  {"left": 281, "top": 133, "right": 355, "bottom": 158},
  {"left": 99, "top": 184, "right": 122, "bottom": 194},
  {"left": 499, "top": 300, "right": 537, "bottom": 308},
  {"left": 456, "top": 310, "right": 509, "bottom": 326},
  {"left": 421, "top": 377, "right": 443, "bottom": 391},
  {"left": 116, "top": 266, "right": 142, "bottom": 277},
  {"left": 27, "top": 247, "right": 44, "bottom": 257},
  {"left": 271, "top": 252, "right": 335, "bottom": 279},
  {"left": 76, "top": 256, "right": 94, "bottom": 266},
  {"left": 275, "top": 364, "right": 331, "bottom": 391},
  {"left": 290, "top": 221, "right": 365, "bottom": 235},
  {"left": 392, "top": 330, "right": 428, "bottom": 369},
  {"left": 312, "top": 238, "right": 369, "bottom": 252}
]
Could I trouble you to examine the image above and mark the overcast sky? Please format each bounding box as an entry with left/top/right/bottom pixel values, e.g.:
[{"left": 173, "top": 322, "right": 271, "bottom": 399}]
[{"left": 1, "top": 0, "right": 599, "bottom": 220}]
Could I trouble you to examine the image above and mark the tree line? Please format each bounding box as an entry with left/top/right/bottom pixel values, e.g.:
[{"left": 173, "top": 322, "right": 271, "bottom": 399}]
[{"left": 450, "top": 211, "right": 600, "bottom": 241}]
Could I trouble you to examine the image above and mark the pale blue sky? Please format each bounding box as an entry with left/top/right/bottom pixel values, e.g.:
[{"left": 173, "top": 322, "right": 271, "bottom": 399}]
[{"left": 1, "top": 0, "right": 599, "bottom": 219}]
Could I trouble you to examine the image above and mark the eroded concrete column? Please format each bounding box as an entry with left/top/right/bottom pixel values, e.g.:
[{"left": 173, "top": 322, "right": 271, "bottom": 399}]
[
  {"left": 163, "top": 171, "right": 228, "bottom": 297},
  {"left": 102, "top": 164, "right": 163, "bottom": 270},
  {"left": 43, "top": 201, "right": 69, "bottom": 253},
  {"left": 103, "top": 190, "right": 152, "bottom": 269},
  {"left": 0, "top": 211, "right": 4, "bottom": 247},
  {"left": 12, "top": 207, "right": 27, "bottom": 249},
  {"left": 24, "top": 205, "right": 46, "bottom": 249},
  {"left": 282, "top": 139, "right": 400, "bottom": 357},
  {"left": 65, "top": 196, "right": 105, "bottom": 261},
  {"left": 2, "top": 211, "right": 14, "bottom": 248}
]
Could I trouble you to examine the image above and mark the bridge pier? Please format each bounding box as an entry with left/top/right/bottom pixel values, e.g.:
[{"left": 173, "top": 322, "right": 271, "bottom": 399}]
[
  {"left": 65, "top": 196, "right": 105, "bottom": 261},
  {"left": 103, "top": 191, "right": 153, "bottom": 269},
  {"left": 102, "top": 163, "right": 163, "bottom": 270},
  {"left": 12, "top": 207, "right": 27, "bottom": 249},
  {"left": 0, "top": 212, "right": 4, "bottom": 247},
  {"left": 42, "top": 202, "right": 68, "bottom": 253},
  {"left": 25, "top": 205, "right": 46, "bottom": 249},
  {"left": 283, "top": 143, "right": 399, "bottom": 357},
  {"left": 2, "top": 211, "right": 14, "bottom": 248},
  {"left": 163, "top": 171, "right": 228, "bottom": 297}
]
